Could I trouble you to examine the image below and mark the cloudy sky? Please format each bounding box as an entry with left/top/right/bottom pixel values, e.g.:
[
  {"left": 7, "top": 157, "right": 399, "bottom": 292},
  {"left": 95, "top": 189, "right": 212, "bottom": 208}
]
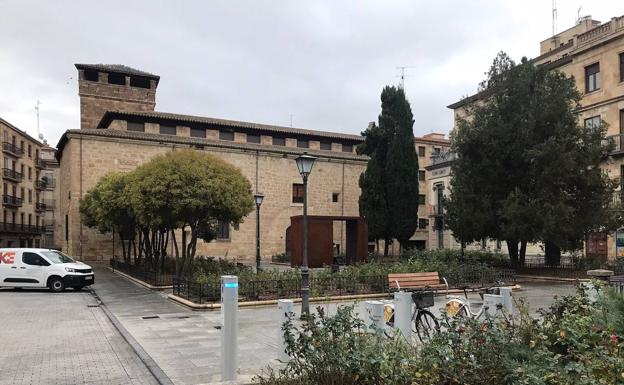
[{"left": 0, "top": 1, "right": 622, "bottom": 145}]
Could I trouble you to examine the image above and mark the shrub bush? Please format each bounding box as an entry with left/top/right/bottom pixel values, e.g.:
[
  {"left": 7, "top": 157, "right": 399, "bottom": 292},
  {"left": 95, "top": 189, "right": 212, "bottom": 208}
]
[{"left": 255, "top": 284, "right": 624, "bottom": 385}]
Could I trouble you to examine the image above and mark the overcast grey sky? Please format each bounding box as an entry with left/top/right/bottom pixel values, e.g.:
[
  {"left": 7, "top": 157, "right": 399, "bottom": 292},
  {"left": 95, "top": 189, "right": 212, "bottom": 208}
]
[{"left": 0, "top": 1, "right": 622, "bottom": 145}]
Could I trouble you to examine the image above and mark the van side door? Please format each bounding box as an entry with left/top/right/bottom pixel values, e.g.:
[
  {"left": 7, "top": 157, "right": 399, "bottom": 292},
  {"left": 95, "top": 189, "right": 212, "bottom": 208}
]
[
  {"left": 20, "top": 252, "right": 49, "bottom": 287},
  {"left": 0, "top": 250, "right": 18, "bottom": 286}
]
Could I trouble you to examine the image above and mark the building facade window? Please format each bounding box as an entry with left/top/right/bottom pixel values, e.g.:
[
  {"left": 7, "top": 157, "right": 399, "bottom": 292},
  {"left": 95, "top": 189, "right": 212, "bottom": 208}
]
[
  {"left": 127, "top": 122, "right": 145, "bottom": 132},
  {"left": 585, "top": 62, "right": 600, "bottom": 93},
  {"left": 584, "top": 116, "right": 601, "bottom": 130},
  {"left": 320, "top": 142, "right": 332, "bottom": 150},
  {"left": 28, "top": 167, "right": 31, "bottom": 180},
  {"left": 272, "top": 137, "right": 286, "bottom": 146},
  {"left": 418, "top": 218, "right": 429, "bottom": 229},
  {"left": 219, "top": 131, "right": 234, "bottom": 141},
  {"left": 246, "top": 134, "right": 261, "bottom": 144},
  {"left": 433, "top": 147, "right": 441, "bottom": 155},
  {"left": 418, "top": 146, "right": 425, "bottom": 157},
  {"left": 332, "top": 192, "right": 339, "bottom": 203},
  {"left": 108, "top": 72, "right": 126, "bottom": 85},
  {"left": 418, "top": 170, "right": 426, "bottom": 181},
  {"left": 84, "top": 70, "right": 99, "bottom": 82},
  {"left": 65, "top": 215, "right": 69, "bottom": 242},
  {"left": 159, "top": 124, "right": 176, "bottom": 135},
  {"left": 297, "top": 139, "right": 309, "bottom": 148},
  {"left": 620, "top": 53, "right": 624, "bottom": 83},
  {"left": 27, "top": 144, "right": 31, "bottom": 158},
  {"left": 342, "top": 144, "right": 353, "bottom": 153},
  {"left": 292, "top": 183, "right": 304, "bottom": 203},
  {"left": 190, "top": 127, "right": 205, "bottom": 138},
  {"left": 216, "top": 220, "right": 230, "bottom": 240},
  {"left": 418, "top": 194, "right": 426, "bottom": 205},
  {"left": 28, "top": 189, "right": 32, "bottom": 203}
]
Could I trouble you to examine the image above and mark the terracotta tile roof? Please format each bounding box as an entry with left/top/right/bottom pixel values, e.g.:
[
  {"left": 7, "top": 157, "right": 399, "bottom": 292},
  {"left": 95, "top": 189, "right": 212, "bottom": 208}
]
[
  {"left": 74, "top": 64, "right": 160, "bottom": 80},
  {"left": 55, "top": 128, "right": 370, "bottom": 163},
  {"left": 98, "top": 110, "right": 365, "bottom": 142}
]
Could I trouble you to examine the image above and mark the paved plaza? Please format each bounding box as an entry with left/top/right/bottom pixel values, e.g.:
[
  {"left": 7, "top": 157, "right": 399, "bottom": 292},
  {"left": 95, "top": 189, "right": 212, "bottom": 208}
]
[
  {"left": 0, "top": 287, "right": 158, "bottom": 385},
  {"left": 0, "top": 266, "right": 580, "bottom": 385}
]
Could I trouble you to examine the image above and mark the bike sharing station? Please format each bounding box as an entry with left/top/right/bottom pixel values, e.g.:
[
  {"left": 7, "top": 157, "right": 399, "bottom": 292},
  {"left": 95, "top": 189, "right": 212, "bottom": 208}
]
[{"left": 218, "top": 271, "right": 515, "bottom": 382}]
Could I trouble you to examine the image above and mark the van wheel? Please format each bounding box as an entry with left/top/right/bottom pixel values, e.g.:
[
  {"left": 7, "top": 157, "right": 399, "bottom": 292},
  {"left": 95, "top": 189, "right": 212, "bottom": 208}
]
[
  {"left": 73, "top": 286, "right": 84, "bottom": 291},
  {"left": 49, "top": 278, "right": 65, "bottom": 293}
]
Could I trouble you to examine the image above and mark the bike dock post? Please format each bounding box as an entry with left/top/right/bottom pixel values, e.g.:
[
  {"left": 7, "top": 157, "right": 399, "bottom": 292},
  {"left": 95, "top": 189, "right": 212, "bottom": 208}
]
[
  {"left": 277, "top": 299, "right": 293, "bottom": 362},
  {"left": 499, "top": 287, "right": 513, "bottom": 313},
  {"left": 364, "top": 300, "right": 384, "bottom": 333},
  {"left": 393, "top": 291, "right": 412, "bottom": 344},
  {"left": 221, "top": 275, "right": 238, "bottom": 382}
]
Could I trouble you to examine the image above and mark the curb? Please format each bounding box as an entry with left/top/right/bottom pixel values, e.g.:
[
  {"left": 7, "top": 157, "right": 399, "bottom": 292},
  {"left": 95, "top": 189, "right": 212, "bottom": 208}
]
[
  {"left": 168, "top": 284, "right": 523, "bottom": 310},
  {"left": 516, "top": 275, "right": 590, "bottom": 283},
  {"left": 108, "top": 267, "right": 173, "bottom": 290},
  {"left": 89, "top": 288, "right": 175, "bottom": 385}
]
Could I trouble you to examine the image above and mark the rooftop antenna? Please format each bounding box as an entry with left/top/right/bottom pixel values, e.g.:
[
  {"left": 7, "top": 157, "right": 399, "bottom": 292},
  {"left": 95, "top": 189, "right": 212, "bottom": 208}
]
[
  {"left": 289, "top": 114, "right": 293, "bottom": 127},
  {"left": 576, "top": 6, "right": 582, "bottom": 24},
  {"left": 396, "top": 66, "right": 416, "bottom": 90},
  {"left": 35, "top": 100, "right": 42, "bottom": 137},
  {"left": 552, "top": 0, "right": 557, "bottom": 36}
]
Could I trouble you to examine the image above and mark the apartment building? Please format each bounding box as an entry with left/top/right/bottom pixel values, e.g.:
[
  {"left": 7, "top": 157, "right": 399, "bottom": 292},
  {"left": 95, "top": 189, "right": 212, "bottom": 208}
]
[
  {"left": 447, "top": 14, "right": 624, "bottom": 259},
  {"left": 0, "top": 117, "right": 48, "bottom": 248}
]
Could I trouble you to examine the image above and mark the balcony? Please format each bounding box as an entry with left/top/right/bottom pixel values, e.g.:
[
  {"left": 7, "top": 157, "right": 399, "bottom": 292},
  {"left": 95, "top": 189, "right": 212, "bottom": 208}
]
[
  {"left": 2, "top": 195, "right": 23, "bottom": 208},
  {"left": 2, "top": 168, "right": 23, "bottom": 182},
  {"left": 35, "top": 202, "right": 47, "bottom": 212},
  {"left": 430, "top": 151, "right": 457, "bottom": 166},
  {"left": 2, "top": 142, "right": 23, "bottom": 157},
  {"left": 605, "top": 134, "right": 624, "bottom": 155},
  {"left": 0, "top": 222, "right": 45, "bottom": 234},
  {"left": 35, "top": 158, "right": 46, "bottom": 169},
  {"left": 43, "top": 199, "right": 55, "bottom": 210},
  {"left": 428, "top": 204, "right": 443, "bottom": 217}
]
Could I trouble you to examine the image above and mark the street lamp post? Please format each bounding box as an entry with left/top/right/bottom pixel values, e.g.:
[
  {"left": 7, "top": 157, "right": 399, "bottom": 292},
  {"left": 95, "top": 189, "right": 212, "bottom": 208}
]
[
  {"left": 294, "top": 154, "right": 316, "bottom": 317},
  {"left": 254, "top": 192, "right": 265, "bottom": 273}
]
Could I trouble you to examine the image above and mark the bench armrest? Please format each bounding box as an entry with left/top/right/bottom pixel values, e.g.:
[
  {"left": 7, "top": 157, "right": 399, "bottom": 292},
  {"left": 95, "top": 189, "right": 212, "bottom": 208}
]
[{"left": 441, "top": 277, "right": 449, "bottom": 296}]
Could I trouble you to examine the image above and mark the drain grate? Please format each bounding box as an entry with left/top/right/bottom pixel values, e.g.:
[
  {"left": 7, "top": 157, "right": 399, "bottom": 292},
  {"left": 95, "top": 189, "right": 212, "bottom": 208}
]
[
  {"left": 178, "top": 316, "right": 190, "bottom": 319},
  {"left": 87, "top": 304, "right": 100, "bottom": 308},
  {"left": 141, "top": 315, "right": 160, "bottom": 320}
]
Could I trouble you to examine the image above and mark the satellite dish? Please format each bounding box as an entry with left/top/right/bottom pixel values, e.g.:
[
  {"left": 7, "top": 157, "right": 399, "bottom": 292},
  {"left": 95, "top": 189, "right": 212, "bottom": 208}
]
[{"left": 38, "top": 133, "right": 44, "bottom": 140}]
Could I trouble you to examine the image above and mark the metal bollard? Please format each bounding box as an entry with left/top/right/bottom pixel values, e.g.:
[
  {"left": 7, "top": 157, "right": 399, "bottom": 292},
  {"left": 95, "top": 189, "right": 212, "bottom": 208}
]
[
  {"left": 393, "top": 291, "right": 412, "bottom": 344},
  {"left": 221, "top": 275, "right": 238, "bottom": 382},
  {"left": 277, "top": 299, "right": 294, "bottom": 362},
  {"left": 499, "top": 287, "right": 513, "bottom": 314},
  {"left": 364, "top": 300, "right": 385, "bottom": 333}
]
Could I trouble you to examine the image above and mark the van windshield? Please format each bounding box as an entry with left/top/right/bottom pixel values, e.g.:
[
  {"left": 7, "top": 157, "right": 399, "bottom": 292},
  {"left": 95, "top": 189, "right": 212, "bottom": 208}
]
[{"left": 41, "top": 251, "right": 75, "bottom": 264}]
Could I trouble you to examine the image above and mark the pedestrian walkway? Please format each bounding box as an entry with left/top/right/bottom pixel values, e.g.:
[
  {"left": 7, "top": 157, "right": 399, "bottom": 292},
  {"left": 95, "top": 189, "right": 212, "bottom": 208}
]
[{"left": 93, "top": 266, "right": 579, "bottom": 385}]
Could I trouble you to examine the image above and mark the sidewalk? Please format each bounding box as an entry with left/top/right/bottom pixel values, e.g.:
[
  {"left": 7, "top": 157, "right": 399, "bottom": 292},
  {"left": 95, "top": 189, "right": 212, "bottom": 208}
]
[{"left": 93, "top": 267, "right": 579, "bottom": 385}]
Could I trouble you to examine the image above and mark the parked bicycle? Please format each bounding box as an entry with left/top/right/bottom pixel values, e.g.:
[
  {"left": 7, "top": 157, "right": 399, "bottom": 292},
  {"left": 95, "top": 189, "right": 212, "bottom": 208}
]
[
  {"left": 444, "top": 282, "right": 510, "bottom": 321},
  {"left": 382, "top": 289, "right": 440, "bottom": 342}
]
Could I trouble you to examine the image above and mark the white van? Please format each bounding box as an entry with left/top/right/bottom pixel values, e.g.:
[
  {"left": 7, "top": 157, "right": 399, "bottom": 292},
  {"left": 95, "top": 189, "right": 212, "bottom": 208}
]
[{"left": 0, "top": 248, "right": 94, "bottom": 292}]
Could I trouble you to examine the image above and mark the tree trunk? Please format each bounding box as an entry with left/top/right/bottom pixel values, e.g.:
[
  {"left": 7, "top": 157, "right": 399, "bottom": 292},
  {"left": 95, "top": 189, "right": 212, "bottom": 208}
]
[
  {"left": 171, "top": 229, "right": 180, "bottom": 276},
  {"left": 519, "top": 240, "right": 527, "bottom": 268},
  {"left": 383, "top": 238, "right": 390, "bottom": 257},
  {"left": 506, "top": 239, "right": 519, "bottom": 269},
  {"left": 460, "top": 241, "right": 466, "bottom": 261},
  {"left": 544, "top": 241, "right": 561, "bottom": 267}
]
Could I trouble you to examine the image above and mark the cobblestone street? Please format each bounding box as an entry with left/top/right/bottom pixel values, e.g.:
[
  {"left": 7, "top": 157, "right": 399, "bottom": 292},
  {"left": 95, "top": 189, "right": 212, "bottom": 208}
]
[{"left": 0, "top": 288, "right": 158, "bottom": 385}]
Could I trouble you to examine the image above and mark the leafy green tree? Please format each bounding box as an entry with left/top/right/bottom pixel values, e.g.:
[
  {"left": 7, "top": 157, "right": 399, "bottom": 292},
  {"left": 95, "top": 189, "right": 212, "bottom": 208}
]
[
  {"left": 80, "top": 172, "right": 137, "bottom": 262},
  {"left": 447, "top": 52, "right": 613, "bottom": 267},
  {"left": 128, "top": 150, "right": 254, "bottom": 276},
  {"left": 358, "top": 86, "right": 419, "bottom": 255}
]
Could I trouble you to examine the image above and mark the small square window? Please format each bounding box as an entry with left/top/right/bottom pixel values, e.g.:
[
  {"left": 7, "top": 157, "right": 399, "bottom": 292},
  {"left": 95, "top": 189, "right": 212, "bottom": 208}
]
[
  {"left": 418, "top": 146, "right": 425, "bottom": 157},
  {"left": 190, "top": 127, "right": 205, "bottom": 138},
  {"left": 342, "top": 144, "right": 353, "bottom": 153},
  {"left": 297, "top": 139, "right": 309, "bottom": 148},
  {"left": 292, "top": 183, "right": 304, "bottom": 203},
  {"left": 108, "top": 72, "right": 126, "bottom": 85},
  {"left": 127, "top": 122, "right": 145, "bottom": 132},
  {"left": 84, "top": 70, "right": 99, "bottom": 82},
  {"left": 273, "top": 137, "right": 286, "bottom": 146},
  {"left": 159, "top": 124, "right": 176, "bottom": 135},
  {"left": 418, "top": 170, "right": 426, "bottom": 181},
  {"left": 332, "top": 193, "right": 339, "bottom": 203},
  {"left": 418, "top": 194, "right": 426, "bottom": 205},
  {"left": 320, "top": 142, "right": 332, "bottom": 150},
  {"left": 219, "top": 131, "right": 234, "bottom": 141},
  {"left": 247, "top": 134, "right": 261, "bottom": 144},
  {"left": 418, "top": 218, "right": 429, "bottom": 229},
  {"left": 130, "top": 76, "right": 150, "bottom": 89}
]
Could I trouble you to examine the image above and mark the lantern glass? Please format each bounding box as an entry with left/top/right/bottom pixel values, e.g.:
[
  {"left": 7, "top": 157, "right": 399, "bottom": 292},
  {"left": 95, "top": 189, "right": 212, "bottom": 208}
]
[
  {"left": 254, "top": 192, "right": 265, "bottom": 207},
  {"left": 295, "top": 154, "right": 317, "bottom": 177}
]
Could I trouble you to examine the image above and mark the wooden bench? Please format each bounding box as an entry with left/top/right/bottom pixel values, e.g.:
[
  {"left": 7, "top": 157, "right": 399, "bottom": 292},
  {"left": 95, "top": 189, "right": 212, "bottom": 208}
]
[{"left": 388, "top": 272, "right": 448, "bottom": 292}]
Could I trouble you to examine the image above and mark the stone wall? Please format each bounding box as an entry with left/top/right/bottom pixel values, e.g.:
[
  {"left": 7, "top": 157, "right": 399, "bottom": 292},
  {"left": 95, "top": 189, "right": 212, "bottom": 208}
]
[{"left": 57, "top": 132, "right": 367, "bottom": 262}]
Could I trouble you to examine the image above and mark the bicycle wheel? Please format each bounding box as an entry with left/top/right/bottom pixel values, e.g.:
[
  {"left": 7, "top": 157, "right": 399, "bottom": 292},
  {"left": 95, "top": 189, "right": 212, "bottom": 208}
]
[{"left": 415, "top": 310, "right": 439, "bottom": 343}]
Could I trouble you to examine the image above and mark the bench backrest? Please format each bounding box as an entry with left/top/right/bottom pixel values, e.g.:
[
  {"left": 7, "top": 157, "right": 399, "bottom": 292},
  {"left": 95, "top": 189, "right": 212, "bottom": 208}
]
[{"left": 388, "top": 272, "right": 440, "bottom": 290}]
